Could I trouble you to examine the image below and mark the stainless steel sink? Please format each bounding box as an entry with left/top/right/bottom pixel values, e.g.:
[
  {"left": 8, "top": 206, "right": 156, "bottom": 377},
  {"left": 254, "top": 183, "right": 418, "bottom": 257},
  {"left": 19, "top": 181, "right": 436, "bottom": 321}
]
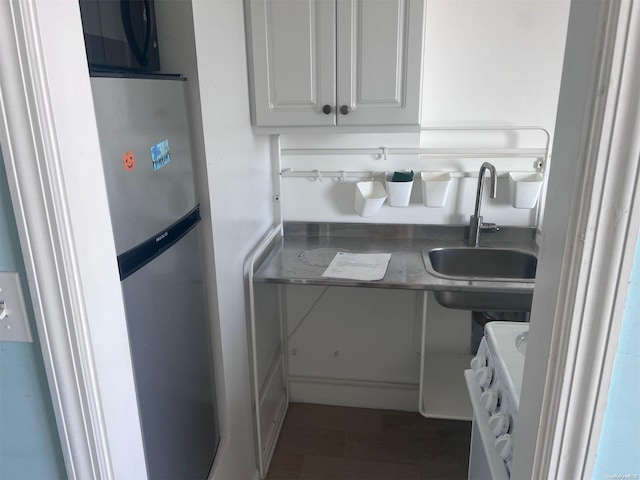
[
  {"left": 422, "top": 247, "right": 537, "bottom": 311},
  {"left": 425, "top": 247, "right": 537, "bottom": 281}
]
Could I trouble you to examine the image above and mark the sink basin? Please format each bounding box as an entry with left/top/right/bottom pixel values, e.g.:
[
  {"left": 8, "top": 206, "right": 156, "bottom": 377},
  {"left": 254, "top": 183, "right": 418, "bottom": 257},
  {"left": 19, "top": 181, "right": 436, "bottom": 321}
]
[
  {"left": 422, "top": 247, "right": 537, "bottom": 311},
  {"left": 425, "top": 247, "right": 537, "bottom": 281}
]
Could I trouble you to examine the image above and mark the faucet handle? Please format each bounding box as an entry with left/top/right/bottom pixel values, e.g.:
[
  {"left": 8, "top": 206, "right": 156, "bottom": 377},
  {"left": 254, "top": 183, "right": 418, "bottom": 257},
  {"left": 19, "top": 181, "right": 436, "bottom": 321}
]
[{"left": 480, "top": 223, "right": 500, "bottom": 233}]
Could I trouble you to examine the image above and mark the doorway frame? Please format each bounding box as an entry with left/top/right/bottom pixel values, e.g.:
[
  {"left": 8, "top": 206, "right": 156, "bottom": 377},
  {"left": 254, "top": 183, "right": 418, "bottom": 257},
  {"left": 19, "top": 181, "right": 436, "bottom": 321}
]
[{"left": 523, "top": 0, "right": 640, "bottom": 477}]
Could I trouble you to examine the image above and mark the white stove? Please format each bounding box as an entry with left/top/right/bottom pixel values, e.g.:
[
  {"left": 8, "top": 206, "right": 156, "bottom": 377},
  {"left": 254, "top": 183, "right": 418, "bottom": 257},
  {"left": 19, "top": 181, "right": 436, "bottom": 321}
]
[{"left": 465, "top": 321, "right": 529, "bottom": 480}]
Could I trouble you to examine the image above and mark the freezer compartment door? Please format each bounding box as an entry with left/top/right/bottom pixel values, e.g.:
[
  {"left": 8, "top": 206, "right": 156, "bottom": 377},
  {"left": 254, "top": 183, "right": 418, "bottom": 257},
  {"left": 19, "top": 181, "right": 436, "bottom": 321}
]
[
  {"left": 91, "top": 75, "right": 197, "bottom": 253},
  {"left": 121, "top": 226, "right": 219, "bottom": 479}
]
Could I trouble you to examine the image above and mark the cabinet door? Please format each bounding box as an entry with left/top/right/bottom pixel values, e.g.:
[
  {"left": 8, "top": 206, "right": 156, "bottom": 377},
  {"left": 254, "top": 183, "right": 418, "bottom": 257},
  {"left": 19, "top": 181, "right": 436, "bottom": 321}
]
[
  {"left": 248, "top": 0, "right": 336, "bottom": 126},
  {"left": 336, "top": 0, "right": 425, "bottom": 126}
]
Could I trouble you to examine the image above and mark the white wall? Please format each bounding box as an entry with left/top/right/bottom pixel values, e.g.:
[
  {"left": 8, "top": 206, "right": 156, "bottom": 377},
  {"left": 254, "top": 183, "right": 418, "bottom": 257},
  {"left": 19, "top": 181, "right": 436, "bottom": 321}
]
[
  {"left": 287, "top": 286, "right": 422, "bottom": 409},
  {"left": 421, "top": 0, "right": 570, "bottom": 128},
  {"left": 190, "top": 1, "right": 274, "bottom": 478}
]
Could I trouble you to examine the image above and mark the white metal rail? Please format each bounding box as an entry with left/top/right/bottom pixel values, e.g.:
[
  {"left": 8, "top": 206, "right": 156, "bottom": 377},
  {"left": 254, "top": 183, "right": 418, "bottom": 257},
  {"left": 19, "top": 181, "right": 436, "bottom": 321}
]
[
  {"left": 279, "top": 126, "right": 551, "bottom": 180},
  {"left": 279, "top": 168, "right": 541, "bottom": 181}
]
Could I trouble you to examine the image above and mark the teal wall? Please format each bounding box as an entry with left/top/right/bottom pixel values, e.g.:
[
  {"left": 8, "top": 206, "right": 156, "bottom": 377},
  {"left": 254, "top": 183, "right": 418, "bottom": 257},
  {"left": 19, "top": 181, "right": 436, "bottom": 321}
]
[
  {"left": 0, "top": 148, "right": 67, "bottom": 479},
  {"left": 593, "top": 233, "right": 640, "bottom": 478}
]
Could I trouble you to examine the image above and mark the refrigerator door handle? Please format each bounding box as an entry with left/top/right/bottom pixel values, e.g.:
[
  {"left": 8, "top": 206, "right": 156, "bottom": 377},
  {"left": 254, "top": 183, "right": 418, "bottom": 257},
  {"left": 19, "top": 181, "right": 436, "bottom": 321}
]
[{"left": 117, "top": 205, "right": 201, "bottom": 281}]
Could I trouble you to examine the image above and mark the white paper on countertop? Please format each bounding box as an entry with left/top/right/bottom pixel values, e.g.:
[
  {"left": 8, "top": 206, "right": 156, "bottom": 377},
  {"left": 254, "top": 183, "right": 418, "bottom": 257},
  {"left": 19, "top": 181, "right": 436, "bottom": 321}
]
[{"left": 322, "top": 252, "right": 392, "bottom": 281}]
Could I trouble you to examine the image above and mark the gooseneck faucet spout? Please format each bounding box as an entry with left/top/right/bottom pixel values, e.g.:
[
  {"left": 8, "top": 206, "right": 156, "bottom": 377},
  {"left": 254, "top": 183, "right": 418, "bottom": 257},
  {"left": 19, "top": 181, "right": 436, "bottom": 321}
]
[{"left": 468, "top": 162, "right": 499, "bottom": 247}]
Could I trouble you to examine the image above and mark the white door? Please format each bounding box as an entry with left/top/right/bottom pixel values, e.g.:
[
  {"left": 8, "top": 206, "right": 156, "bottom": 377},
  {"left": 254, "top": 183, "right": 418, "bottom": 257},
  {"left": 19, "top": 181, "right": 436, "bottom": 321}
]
[
  {"left": 248, "top": 0, "right": 336, "bottom": 126},
  {"left": 336, "top": 0, "right": 424, "bottom": 126}
]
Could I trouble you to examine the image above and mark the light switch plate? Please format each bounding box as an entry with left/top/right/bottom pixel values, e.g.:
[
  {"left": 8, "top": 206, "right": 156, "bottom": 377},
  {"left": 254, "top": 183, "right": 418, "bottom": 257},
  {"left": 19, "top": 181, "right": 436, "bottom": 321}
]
[{"left": 0, "top": 271, "right": 33, "bottom": 343}]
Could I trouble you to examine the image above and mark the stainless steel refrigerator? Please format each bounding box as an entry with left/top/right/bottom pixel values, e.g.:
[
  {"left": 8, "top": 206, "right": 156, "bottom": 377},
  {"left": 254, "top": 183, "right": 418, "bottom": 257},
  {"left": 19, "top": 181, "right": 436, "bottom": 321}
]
[{"left": 90, "top": 73, "right": 219, "bottom": 479}]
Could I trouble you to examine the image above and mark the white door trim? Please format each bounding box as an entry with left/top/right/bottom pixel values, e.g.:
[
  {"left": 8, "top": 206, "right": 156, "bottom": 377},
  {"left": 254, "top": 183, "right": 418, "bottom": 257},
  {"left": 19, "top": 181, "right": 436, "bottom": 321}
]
[
  {"left": 0, "top": 1, "right": 113, "bottom": 478},
  {"left": 531, "top": 0, "right": 640, "bottom": 478}
]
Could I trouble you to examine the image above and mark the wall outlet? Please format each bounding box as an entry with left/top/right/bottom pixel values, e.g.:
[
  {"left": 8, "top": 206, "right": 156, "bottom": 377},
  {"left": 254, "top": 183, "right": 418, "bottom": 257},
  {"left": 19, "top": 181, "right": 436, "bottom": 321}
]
[{"left": 0, "top": 271, "right": 33, "bottom": 343}]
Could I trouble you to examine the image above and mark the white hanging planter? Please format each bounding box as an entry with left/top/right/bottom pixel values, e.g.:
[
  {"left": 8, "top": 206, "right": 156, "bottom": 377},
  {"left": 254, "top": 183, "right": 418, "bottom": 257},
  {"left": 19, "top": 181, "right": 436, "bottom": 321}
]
[
  {"left": 354, "top": 181, "right": 387, "bottom": 217},
  {"left": 421, "top": 172, "right": 452, "bottom": 207},
  {"left": 385, "top": 171, "right": 414, "bottom": 207},
  {"left": 509, "top": 172, "right": 544, "bottom": 208}
]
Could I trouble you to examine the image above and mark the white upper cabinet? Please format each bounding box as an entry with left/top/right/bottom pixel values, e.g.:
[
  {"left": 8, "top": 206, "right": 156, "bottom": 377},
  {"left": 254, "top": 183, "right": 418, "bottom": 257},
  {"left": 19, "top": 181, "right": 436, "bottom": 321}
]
[
  {"left": 336, "top": 0, "right": 424, "bottom": 127},
  {"left": 246, "top": 0, "right": 425, "bottom": 130},
  {"left": 247, "top": 0, "right": 336, "bottom": 127}
]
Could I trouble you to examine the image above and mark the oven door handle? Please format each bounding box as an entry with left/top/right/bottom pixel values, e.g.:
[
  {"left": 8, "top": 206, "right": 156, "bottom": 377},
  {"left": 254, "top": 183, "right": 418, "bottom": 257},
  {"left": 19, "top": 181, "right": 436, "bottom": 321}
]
[{"left": 464, "top": 369, "right": 510, "bottom": 480}]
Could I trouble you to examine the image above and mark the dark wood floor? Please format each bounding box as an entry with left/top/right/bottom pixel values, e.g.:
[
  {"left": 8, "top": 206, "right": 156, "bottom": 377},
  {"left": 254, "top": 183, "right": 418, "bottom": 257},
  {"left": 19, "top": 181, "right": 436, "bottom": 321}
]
[{"left": 266, "top": 403, "right": 472, "bottom": 480}]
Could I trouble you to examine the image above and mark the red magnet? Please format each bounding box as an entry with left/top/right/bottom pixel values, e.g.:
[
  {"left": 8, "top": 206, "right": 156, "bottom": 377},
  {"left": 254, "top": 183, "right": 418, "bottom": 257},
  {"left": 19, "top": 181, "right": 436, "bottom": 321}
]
[{"left": 123, "top": 151, "right": 136, "bottom": 171}]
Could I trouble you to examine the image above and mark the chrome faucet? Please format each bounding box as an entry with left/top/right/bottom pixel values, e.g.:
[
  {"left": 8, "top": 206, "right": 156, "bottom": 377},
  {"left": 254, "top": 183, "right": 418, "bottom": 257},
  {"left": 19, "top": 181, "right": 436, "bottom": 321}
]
[{"left": 468, "top": 162, "right": 499, "bottom": 247}]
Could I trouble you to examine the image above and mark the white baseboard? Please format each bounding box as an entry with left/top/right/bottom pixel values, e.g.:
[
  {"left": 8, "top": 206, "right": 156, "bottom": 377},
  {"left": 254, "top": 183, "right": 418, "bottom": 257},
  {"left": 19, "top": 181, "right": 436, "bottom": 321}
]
[{"left": 288, "top": 376, "right": 419, "bottom": 411}]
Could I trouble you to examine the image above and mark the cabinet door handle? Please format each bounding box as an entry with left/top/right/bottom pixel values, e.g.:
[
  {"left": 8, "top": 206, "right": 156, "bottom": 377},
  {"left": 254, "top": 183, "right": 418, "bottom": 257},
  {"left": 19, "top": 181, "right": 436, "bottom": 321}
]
[
  {"left": 322, "top": 104, "right": 333, "bottom": 115},
  {"left": 340, "top": 105, "right": 350, "bottom": 115}
]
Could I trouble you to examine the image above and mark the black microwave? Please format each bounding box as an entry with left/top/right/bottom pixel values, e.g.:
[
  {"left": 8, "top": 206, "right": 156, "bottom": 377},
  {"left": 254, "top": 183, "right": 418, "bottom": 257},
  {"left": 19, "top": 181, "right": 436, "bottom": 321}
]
[{"left": 79, "top": 0, "right": 160, "bottom": 72}]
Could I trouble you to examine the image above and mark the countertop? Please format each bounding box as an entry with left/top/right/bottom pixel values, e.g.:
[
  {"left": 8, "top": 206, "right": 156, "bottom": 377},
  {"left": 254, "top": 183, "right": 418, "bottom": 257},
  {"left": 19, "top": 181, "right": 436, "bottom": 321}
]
[{"left": 253, "top": 222, "right": 538, "bottom": 294}]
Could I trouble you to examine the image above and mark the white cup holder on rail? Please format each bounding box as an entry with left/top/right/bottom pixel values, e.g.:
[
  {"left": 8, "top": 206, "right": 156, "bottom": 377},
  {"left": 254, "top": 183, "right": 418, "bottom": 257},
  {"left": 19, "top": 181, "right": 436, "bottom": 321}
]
[
  {"left": 354, "top": 181, "right": 387, "bottom": 217},
  {"left": 421, "top": 171, "right": 452, "bottom": 207}
]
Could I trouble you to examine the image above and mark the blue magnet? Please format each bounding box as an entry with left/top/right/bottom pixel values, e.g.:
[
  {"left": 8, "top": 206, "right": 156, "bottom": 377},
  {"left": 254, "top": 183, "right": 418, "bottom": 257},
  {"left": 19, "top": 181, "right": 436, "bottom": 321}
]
[{"left": 150, "top": 139, "right": 171, "bottom": 171}]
